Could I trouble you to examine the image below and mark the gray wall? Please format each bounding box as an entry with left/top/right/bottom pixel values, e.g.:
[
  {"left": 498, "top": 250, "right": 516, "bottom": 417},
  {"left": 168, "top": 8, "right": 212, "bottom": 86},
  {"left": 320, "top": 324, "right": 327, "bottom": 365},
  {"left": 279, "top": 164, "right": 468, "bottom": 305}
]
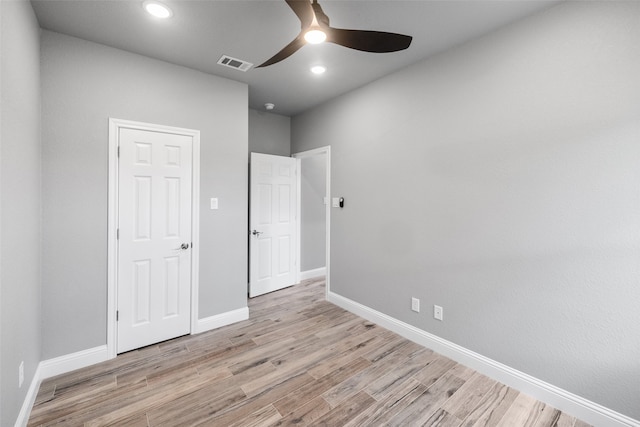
[
  {"left": 300, "top": 155, "right": 326, "bottom": 272},
  {"left": 0, "top": 1, "right": 42, "bottom": 425},
  {"left": 248, "top": 109, "right": 291, "bottom": 157},
  {"left": 40, "top": 30, "right": 248, "bottom": 359},
  {"left": 292, "top": 1, "right": 640, "bottom": 420}
]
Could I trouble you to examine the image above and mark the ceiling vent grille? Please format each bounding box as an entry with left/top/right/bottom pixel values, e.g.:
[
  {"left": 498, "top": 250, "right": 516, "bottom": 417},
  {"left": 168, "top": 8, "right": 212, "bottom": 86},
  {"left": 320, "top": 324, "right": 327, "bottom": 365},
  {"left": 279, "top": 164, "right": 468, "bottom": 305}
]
[{"left": 217, "top": 55, "right": 253, "bottom": 72}]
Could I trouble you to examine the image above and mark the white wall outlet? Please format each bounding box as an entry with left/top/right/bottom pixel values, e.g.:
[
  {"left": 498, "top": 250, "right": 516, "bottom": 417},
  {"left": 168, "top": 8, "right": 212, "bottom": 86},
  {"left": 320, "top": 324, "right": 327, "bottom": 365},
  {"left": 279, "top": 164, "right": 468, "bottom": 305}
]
[
  {"left": 210, "top": 198, "right": 219, "bottom": 210},
  {"left": 19, "top": 361, "right": 24, "bottom": 388},
  {"left": 411, "top": 297, "right": 420, "bottom": 313},
  {"left": 434, "top": 305, "right": 443, "bottom": 321}
]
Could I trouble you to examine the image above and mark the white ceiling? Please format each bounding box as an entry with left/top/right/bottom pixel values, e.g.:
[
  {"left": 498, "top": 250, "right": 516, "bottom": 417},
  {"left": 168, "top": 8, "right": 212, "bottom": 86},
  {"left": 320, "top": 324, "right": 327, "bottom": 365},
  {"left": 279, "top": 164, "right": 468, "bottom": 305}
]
[{"left": 31, "top": 0, "right": 559, "bottom": 116}]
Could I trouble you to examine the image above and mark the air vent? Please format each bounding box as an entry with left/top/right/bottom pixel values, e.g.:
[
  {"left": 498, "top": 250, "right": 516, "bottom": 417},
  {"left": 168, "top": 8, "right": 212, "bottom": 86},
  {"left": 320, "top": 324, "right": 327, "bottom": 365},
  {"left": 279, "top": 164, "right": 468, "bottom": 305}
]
[{"left": 217, "top": 55, "right": 253, "bottom": 72}]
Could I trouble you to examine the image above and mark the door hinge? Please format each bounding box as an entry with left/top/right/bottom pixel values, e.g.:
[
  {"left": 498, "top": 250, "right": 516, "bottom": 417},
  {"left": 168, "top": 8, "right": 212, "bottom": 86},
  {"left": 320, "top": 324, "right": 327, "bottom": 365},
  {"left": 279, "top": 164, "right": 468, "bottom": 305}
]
[
  {"left": 117, "top": 228, "right": 119, "bottom": 239},
  {"left": 116, "top": 310, "right": 119, "bottom": 321},
  {"left": 117, "top": 146, "right": 120, "bottom": 157}
]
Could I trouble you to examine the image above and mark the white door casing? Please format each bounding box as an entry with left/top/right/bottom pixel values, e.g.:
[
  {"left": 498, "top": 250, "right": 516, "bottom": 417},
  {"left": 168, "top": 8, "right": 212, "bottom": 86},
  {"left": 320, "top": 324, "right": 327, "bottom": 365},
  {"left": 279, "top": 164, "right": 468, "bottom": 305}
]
[
  {"left": 249, "top": 153, "right": 298, "bottom": 297},
  {"left": 108, "top": 119, "right": 200, "bottom": 357},
  {"left": 292, "top": 146, "right": 331, "bottom": 299}
]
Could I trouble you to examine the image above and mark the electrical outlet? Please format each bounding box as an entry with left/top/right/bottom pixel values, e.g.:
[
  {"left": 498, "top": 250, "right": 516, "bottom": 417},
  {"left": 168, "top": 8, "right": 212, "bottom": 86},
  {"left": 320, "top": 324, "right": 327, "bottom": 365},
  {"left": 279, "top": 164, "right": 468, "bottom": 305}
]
[
  {"left": 411, "top": 297, "right": 420, "bottom": 312},
  {"left": 19, "top": 361, "right": 24, "bottom": 388},
  {"left": 434, "top": 305, "right": 443, "bottom": 321}
]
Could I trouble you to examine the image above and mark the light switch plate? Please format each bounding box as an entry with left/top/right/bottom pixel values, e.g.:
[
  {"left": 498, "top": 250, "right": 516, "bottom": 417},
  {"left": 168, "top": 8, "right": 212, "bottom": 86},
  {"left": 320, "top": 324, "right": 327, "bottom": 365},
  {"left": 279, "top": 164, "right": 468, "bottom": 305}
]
[
  {"left": 411, "top": 298, "right": 420, "bottom": 313},
  {"left": 210, "top": 198, "right": 218, "bottom": 210},
  {"left": 434, "top": 305, "right": 443, "bottom": 321}
]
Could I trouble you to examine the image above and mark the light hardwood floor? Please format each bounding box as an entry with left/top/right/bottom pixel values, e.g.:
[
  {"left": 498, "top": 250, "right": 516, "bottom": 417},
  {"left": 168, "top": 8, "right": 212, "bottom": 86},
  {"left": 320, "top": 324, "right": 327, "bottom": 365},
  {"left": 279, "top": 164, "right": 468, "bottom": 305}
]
[{"left": 28, "top": 278, "right": 591, "bottom": 426}]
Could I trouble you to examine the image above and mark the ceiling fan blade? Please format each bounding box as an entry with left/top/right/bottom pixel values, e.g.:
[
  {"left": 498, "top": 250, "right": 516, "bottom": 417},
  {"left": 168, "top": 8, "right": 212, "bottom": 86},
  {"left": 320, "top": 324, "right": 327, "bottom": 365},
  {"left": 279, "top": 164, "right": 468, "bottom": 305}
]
[
  {"left": 326, "top": 28, "right": 412, "bottom": 53},
  {"left": 311, "top": 0, "right": 330, "bottom": 27},
  {"left": 257, "top": 0, "right": 414, "bottom": 68},
  {"left": 257, "top": 34, "right": 306, "bottom": 68},
  {"left": 285, "top": 0, "right": 315, "bottom": 28}
]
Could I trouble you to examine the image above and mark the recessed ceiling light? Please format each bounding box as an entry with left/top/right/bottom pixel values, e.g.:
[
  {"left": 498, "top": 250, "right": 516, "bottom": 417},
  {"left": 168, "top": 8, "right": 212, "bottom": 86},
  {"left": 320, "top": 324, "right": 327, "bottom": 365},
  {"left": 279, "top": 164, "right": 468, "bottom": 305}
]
[
  {"left": 311, "top": 65, "right": 326, "bottom": 75},
  {"left": 304, "top": 29, "right": 327, "bottom": 44},
  {"left": 143, "top": 0, "right": 173, "bottom": 18}
]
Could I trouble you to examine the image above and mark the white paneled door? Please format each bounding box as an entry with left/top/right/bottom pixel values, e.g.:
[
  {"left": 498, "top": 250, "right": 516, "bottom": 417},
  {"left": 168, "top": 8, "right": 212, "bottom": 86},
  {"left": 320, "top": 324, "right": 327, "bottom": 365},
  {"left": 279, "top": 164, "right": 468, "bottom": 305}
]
[
  {"left": 249, "top": 153, "right": 297, "bottom": 297},
  {"left": 117, "top": 128, "right": 193, "bottom": 353}
]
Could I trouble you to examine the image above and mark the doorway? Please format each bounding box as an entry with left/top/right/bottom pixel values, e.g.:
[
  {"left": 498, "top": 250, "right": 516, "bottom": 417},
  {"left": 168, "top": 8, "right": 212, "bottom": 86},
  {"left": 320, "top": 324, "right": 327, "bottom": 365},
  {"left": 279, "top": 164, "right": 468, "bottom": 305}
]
[
  {"left": 293, "top": 146, "right": 331, "bottom": 297},
  {"left": 107, "top": 118, "right": 201, "bottom": 357}
]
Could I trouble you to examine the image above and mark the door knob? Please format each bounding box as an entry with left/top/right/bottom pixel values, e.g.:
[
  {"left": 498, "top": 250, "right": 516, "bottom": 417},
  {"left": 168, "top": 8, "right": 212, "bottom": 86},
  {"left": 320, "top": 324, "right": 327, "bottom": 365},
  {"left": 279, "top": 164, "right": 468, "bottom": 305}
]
[
  {"left": 251, "top": 230, "right": 263, "bottom": 236},
  {"left": 174, "top": 243, "right": 189, "bottom": 250}
]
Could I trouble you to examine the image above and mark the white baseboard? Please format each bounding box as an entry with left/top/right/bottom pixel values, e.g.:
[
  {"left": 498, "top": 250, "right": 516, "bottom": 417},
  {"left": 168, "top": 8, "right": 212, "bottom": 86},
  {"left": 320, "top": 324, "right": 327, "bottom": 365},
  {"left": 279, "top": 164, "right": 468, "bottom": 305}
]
[
  {"left": 15, "top": 309, "right": 247, "bottom": 426},
  {"left": 15, "top": 364, "right": 42, "bottom": 427},
  {"left": 16, "top": 297, "right": 637, "bottom": 427},
  {"left": 300, "top": 267, "right": 326, "bottom": 281},
  {"left": 15, "top": 346, "right": 109, "bottom": 427},
  {"left": 193, "top": 306, "right": 249, "bottom": 334},
  {"left": 39, "top": 345, "right": 110, "bottom": 380},
  {"left": 328, "top": 291, "right": 639, "bottom": 427},
  {"left": 25, "top": 308, "right": 249, "bottom": 384}
]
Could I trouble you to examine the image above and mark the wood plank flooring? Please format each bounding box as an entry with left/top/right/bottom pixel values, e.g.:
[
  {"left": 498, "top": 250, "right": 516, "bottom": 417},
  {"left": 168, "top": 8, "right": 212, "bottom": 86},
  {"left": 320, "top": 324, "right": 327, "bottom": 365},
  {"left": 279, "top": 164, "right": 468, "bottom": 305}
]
[{"left": 28, "top": 278, "right": 591, "bottom": 426}]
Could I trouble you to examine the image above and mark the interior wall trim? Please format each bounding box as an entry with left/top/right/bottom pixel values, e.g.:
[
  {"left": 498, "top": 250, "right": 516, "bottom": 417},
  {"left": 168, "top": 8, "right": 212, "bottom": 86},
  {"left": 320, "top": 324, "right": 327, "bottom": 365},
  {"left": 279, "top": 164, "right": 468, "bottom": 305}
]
[
  {"left": 19, "top": 296, "right": 636, "bottom": 426},
  {"left": 16, "top": 304, "right": 249, "bottom": 424},
  {"left": 16, "top": 303, "right": 249, "bottom": 425},
  {"left": 39, "top": 345, "right": 110, "bottom": 380},
  {"left": 327, "top": 291, "right": 639, "bottom": 427},
  {"left": 15, "top": 346, "right": 109, "bottom": 426},
  {"left": 291, "top": 146, "right": 331, "bottom": 301},
  {"left": 15, "top": 364, "right": 42, "bottom": 427},
  {"left": 193, "top": 307, "right": 249, "bottom": 334},
  {"left": 300, "top": 267, "right": 326, "bottom": 281}
]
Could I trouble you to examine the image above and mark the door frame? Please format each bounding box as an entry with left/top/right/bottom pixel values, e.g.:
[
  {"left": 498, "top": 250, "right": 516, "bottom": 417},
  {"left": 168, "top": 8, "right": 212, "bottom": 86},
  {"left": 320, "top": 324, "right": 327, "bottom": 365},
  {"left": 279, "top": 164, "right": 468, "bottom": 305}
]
[
  {"left": 292, "top": 146, "right": 331, "bottom": 298},
  {"left": 107, "top": 118, "right": 200, "bottom": 358}
]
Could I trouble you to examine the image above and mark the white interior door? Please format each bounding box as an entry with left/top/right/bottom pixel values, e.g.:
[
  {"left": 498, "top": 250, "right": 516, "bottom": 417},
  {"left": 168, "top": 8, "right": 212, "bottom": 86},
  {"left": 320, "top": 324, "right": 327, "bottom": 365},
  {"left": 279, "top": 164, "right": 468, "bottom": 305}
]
[
  {"left": 249, "top": 153, "right": 297, "bottom": 297},
  {"left": 117, "top": 128, "right": 193, "bottom": 353}
]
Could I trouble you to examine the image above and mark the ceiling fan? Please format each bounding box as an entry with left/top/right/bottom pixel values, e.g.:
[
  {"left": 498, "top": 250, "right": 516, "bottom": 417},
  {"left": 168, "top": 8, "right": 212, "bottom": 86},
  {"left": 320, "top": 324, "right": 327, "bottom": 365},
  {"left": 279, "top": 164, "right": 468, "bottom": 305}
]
[{"left": 257, "top": 0, "right": 413, "bottom": 68}]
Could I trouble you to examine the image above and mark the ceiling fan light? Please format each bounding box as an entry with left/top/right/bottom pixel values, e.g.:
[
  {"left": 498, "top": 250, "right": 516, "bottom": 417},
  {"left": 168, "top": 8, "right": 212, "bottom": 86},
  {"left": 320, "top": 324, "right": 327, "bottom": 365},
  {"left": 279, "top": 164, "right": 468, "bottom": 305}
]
[
  {"left": 304, "top": 29, "right": 327, "bottom": 44},
  {"left": 143, "top": 1, "right": 173, "bottom": 18},
  {"left": 311, "top": 65, "right": 326, "bottom": 75}
]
